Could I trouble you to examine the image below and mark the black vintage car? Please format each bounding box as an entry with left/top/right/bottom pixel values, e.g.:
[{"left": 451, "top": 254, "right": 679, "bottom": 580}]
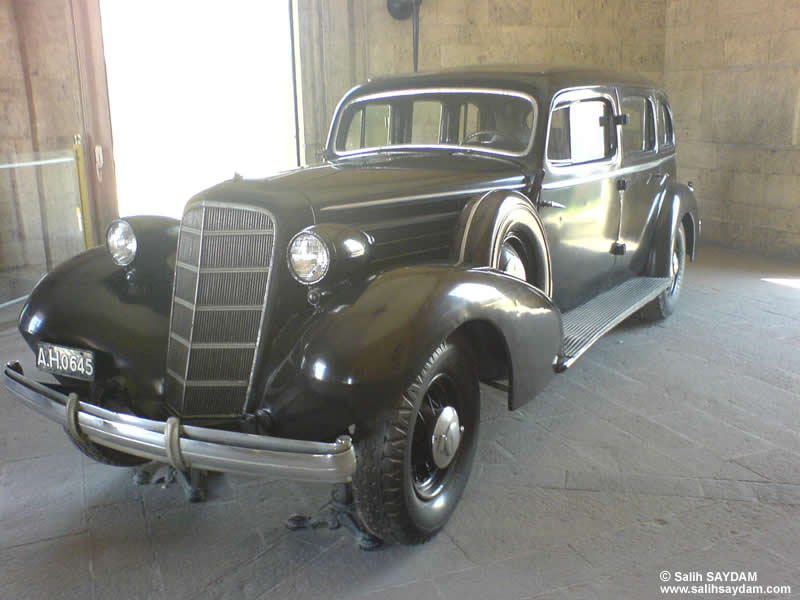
[{"left": 5, "top": 66, "right": 699, "bottom": 547}]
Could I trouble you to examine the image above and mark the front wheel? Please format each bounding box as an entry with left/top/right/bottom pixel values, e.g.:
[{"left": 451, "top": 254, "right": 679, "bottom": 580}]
[
  {"left": 641, "top": 224, "right": 686, "bottom": 321},
  {"left": 352, "top": 337, "right": 479, "bottom": 545}
]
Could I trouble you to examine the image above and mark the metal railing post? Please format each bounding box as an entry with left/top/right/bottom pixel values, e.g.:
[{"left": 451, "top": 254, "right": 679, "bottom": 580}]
[{"left": 73, "top": 134, "right": 96, "bottom": 248}]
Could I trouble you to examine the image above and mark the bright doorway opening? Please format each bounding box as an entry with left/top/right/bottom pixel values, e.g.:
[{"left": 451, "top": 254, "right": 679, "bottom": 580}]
[{"left": 100, "top": 0, "right": 299, "bottom": 218}]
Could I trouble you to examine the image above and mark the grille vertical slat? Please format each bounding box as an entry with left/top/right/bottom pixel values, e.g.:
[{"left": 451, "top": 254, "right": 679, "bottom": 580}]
[
  {"left": 165, "top": 204, "right": 275, "bottom": 418},
  {"left": 186, "top": 348, "right": 254, "bottom": 381},
  {"left": 204, "top": 207, "right": 273, "bottom": 231},
  {"left": 197, "top": 271, "right": 270, "bottom": 306},
  {"left": 201, "top": 234, "right": 275, "bottom": 268},
  {"left": 192, "top": 310, "right": 263, "bottom": 344},
  {"left": 174, "top": 268, "right": 197, "bottom": 302},
  {"left": 170, "top": 303, "right": 193, "bottom": 340},
  {"left": 177, "top": 230, "right": 201, "bottom": 265},
  {"left": 166, "top": 337, "right": 189, "bottom": 378}
]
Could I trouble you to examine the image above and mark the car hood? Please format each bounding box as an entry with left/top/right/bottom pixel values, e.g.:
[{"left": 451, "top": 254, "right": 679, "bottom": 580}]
[{"left": 256, "top": 153, "right": 528, "bottom": 219}]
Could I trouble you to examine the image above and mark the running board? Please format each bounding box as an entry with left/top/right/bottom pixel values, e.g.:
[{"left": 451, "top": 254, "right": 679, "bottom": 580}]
[{"left": 556, "top": 277, "right": 672, "bottom": 371}]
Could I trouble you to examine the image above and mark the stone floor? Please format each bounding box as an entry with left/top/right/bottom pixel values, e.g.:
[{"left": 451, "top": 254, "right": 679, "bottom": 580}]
[{"left": 1, "top": 245, "right": 800, "bottom": 600}]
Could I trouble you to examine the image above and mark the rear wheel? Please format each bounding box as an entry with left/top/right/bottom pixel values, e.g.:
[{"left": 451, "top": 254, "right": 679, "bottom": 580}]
[
  {"left": 641, "top": 224, "right": 686, "bottom": 321},
  {"left": 352, "top": 337, "right": 480, "bottom": 545}
]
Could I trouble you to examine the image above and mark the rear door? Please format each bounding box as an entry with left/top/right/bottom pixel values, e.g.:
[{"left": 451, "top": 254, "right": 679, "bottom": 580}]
[
  {"left": 539, "top": 87, "right": 621, "bottom": 312},
  {"left": 613, "top": 88, "right": 662, "bottom": 282}
]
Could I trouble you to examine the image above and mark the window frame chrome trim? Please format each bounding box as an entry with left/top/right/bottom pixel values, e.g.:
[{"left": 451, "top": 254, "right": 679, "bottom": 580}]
[
  {"left": 543, "top": 86, "right": 621, "bottom": 172},
  {"left": 654, "top": 93, "right": 676, "bottom": 152},
  {"left": 618, "top": 92, "right": 658, "bottom": 157},
  {"left": 328, "top": 87, "right": 538, "bottom": 159}
]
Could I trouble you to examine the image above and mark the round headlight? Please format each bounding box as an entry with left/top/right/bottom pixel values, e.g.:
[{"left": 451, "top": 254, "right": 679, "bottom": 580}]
[
  {"left": 288, "top": 231, "right": 330, "bottom": 284},
  {"left": 106, "top": 219, "right": 137, "bottom": 266}
]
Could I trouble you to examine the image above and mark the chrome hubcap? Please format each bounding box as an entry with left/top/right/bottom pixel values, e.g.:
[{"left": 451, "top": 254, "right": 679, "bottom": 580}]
[
  {"left": 411, "top": 373, "right": 462, "bottom": 499},
  {"left": 431, "top": 406, "right": 463, "bottom": 469}
]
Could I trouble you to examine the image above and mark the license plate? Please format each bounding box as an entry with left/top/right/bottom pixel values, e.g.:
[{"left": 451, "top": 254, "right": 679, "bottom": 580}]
[{"left": 37, "top": 343, "right": 95, "bottom": 381}]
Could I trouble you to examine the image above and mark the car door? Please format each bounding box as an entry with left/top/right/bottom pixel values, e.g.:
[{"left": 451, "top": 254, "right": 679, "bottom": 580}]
[
  {"left": 612, "top": 88, "right": 663, "bottom": 283},
  {"left": 539, "top": 87, "right": 621, "bottom": 312}
]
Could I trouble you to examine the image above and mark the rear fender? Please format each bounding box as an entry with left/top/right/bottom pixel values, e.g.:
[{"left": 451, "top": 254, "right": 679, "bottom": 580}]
[
  {"left": 299, "top": 265, "right": 563, "bottom": 424},
  {"left": 652, "top": 182, "right": 698, "bottom": 276}
]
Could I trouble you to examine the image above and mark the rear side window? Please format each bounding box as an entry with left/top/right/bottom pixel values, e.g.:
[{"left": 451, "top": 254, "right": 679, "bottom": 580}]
[
  {"left": 657, "top": 100, "right": 674, "bottom": 149},
  {"left": 548, "top": 98, "right": 616, "bottom": 164},
  {"left": 621, "top": 95, "right": 655, "bottom": 154}
]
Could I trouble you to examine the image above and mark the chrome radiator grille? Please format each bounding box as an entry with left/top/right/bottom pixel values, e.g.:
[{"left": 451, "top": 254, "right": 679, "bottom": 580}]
[{"left": 165, "top": 203, "right": 275, "bottom": 418}]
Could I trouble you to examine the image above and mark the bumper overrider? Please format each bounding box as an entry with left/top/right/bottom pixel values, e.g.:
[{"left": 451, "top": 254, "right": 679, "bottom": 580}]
[{"left": 3, "top": 363, "right": 356, "bottom": 483}]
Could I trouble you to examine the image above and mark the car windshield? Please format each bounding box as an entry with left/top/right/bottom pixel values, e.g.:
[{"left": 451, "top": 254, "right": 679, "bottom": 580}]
[{"left": 332, "top": 89, "right": 537, "bottom": 158}]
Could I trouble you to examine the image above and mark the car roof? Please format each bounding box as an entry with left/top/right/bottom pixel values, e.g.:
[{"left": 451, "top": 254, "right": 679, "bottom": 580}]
[{"left": 354, "top": 65, "right": 659, "bottom": 95}]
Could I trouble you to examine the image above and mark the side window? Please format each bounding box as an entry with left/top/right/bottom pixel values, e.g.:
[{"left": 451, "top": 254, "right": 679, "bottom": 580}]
[
  {"left": 411, "top": 100, "right": 442, "bottom": 145},
  {"left": 657, "top": 100, "right": 674, "bottom": 149},
  {"left": 621, "top": 95, "right": 655, "bottom": 154},
  {"left": 548, "top": 98, "right": 615, "bottom": 164},
  {"left": 458, "top": 102, "right": 481, "bottom": 143},
  {"left": 364, "top": 103, "right": 392, "bottom": 148},
  {"left": 547, "top": 105, "right": 570, "bottom": 161}
]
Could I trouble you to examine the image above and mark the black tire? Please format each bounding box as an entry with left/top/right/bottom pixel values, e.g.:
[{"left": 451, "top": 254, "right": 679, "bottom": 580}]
[
  {"left": 352, "top": 337, "right": 480, "bottom": 545},
  {"left": 641, "top": 224, "right": 686, "bottom": 321},
  {"left": 66, "top": 430, "right": 148, "bottom": 467}
]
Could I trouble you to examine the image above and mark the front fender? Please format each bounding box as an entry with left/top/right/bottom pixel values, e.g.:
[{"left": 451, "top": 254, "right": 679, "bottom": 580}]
[
  {"left": 298, "top": 266, "right": 563, "bottom": 429},
  {"left": 18, "top": 216, "right": 178, "bottom": 418},
  {"left": 652, "top": 182, "right": 699, "bottom": 276}
]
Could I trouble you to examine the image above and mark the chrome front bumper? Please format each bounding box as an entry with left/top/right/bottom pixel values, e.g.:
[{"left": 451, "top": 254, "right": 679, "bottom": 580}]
[{"left": 3, "top": 364, "right": 356, "bottom": 483}]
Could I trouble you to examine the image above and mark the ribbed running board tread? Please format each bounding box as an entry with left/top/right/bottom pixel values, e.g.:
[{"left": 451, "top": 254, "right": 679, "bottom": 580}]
[{"left": 559, "top": 277, "right": 672, "bottom": 370}]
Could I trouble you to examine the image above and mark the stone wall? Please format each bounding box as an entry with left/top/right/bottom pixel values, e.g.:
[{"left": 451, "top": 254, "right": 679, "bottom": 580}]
[
  {"left": 0, "top": 0, "right": 85, "bottom": 273},
  {"left": 365, "top": 0, "right": 665, "bottom": 79},
  {"left": 3, "top": 1, "right": 798, "bottom": 259},
  {"left": 297, "top": 0, "right": 800, "bottom": 258},
  {"left": 0, "top": 0, "right": 41, "bottom": 271},
  {"left": 295, "top": 0, "right": 369, "bottom": 164},
  {"left": 664, "top": 0, "right": 800, "bottom": 257},
  {"left": 296, "top": 0, "right": 666, "bottom": 163}
]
